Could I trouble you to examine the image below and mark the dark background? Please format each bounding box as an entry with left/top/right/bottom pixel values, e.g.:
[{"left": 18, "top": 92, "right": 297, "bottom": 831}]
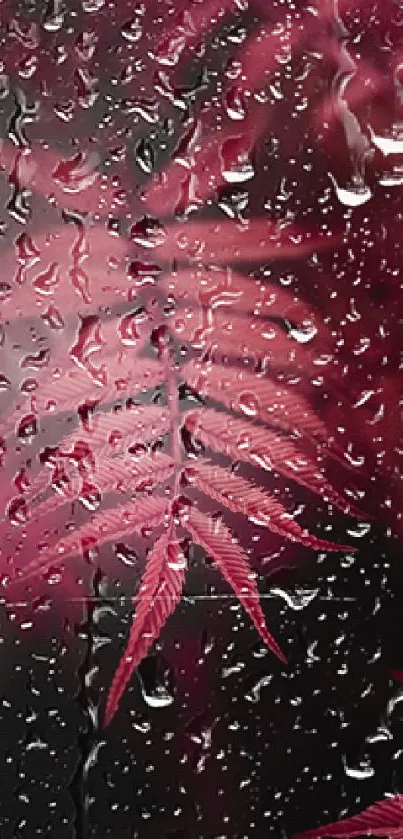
[{"left": 0, "top": 0, "right": 402, "bottom": 836}]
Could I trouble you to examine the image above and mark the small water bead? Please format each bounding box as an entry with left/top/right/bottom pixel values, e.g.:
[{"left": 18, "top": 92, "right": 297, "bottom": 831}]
[
  {"left": 135, "top": 138, "right": 155, "bottom": 175},
  {"left": 79, "top": 481, "right": 101, "bottom": 512},
  {"left": 17, "top": 413, "right": 38, "bottom": 444},
  {"left": 32, "top": 263, "right": 60, "bottom": 296},
  {"left": 131, "top": 217, "right": 167, "bottom": 248},
  {"left": 0, "top": 374, "right": 11, "bottom": 391},
  {"left": 114, "top": 544, "right": 138, "bottom": 567},
  {"left": 172, "top": 495, "right": 192, "bottom": 526},
  {"left": 238, "top": 391, "right": 259, "bottom": 418},
  {"left": 329, "top": 173, "right": 372, "bottom": 207},
  {"left": 7, "top": 497, "right": 28, "bottom": 527}
]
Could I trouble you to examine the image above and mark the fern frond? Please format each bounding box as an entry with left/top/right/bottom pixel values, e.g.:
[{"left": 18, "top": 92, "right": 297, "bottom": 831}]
[
  {"left": 183, "top": 505, "right": 287, "bottom": 663},
  {"left": 182, "top": 360, "right": 328, "bottom": 441},
  {"left": 185, "top": 409, "right": 364, "bottom": 519},
  {"left": 294, "top": 794, "right": 403, "bottom": 838},
  {"left": 0, "top": 141, "right": 125, "bottom": 216},
  {"left": 0, "top": 358, "right": 165, "bottom": 441},
  {"left": 104, "top": 525, "right": 185, "bottom": 726},
  {"left": 13, "top": 495, "right": 168, "bottom": 585},
  {"left": 183, "top": 461, "right": 353, "bottom": 552},
  {"left": 173, "top": 310, "right": 323, "bottom": 373},
  {"left": 151, "top": 218, "right": 339, "bottom": 266},
  {"left": 50, "top": 405, "right": 170, "bottom": 460},
  {"left": 161, "top": 266, "right": 324, "bottom": 325},
  {"left": 31, "top": 452, "right": 175, "bottom": 522}
]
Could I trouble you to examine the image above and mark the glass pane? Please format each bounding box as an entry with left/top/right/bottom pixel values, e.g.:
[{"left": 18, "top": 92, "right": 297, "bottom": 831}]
[{"left": 0, "top": 1, "right": 401, "bottom": 837}]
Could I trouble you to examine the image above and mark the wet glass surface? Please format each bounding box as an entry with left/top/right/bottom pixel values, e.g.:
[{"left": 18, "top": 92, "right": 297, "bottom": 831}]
[{"left": 0, "top": 1, "right": 402, "bottom": 837}]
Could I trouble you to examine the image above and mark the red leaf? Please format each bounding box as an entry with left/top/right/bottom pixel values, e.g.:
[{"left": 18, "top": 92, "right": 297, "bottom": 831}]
[
  {"left": 32, "top": 452, "right": 175, "bottom": 522},
  {"left": 145, "top": 11, "right": 308, "bottom": 214},
  {"left": 183, "top": 461, "right": 350, "bottom": 552},
  {"left": 184, "top": 505, "right": 286, "bottom": 663},
  {"left": 185, "top": 408, "right": 364, "bottom": 522},
  {"left": 0, "top": 225, "right": 130, "bottom": 320},
  {"left": 160, "top": 266, "right": 324, "bottom": 324},
  {"left": 1, "top": 358, "right": 164, "bottom": 441},
  {"left": 173, "top": 309, "right": 326, "bottom": 374},
  {"left": 294, "top": 794, "right": 403, "bottom": 838},
  {"left": 52, "top": 405, "right": 170, "bottom": 460},
  {"left": 13, "top": 495, "right": 168, "bottom": 585},
  {"left": 150, "top": 218, "right": 339, "bottom": 265},
  {"left": 0, "top": 141, "right": 127, "bottom": 215},
  {"left": 104, "top": 525, "right": 185, "bottom": 726},
  {"left": 182, "top": 360, "right": 328, "bottom": 442}
]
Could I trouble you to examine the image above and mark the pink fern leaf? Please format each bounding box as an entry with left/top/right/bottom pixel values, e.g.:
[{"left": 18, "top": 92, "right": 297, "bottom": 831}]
[
  {"left": 185, "top": 409, "right": 365, "bottom": 521},
  {"left": 13, "top": 405, "right": 171, "bottom": 510},
  {"left": 294, "top": 794, "right": 403, "bottom": 838},
  {"left": 150, "top": 218, "right": 339, "bottom": 266},
  {"left": 183, "top": 505, "right": 286, "bottom": 663},
  {"left": 182, "top": 359, "right": 329, "bottom": 442},
  {"left": 172, "top": 309, "right": 327, "bottom": 375},
  {"left": 145, "top": 9, "right": 308, "bottom": 214},
  {"left": 104, "top": 525, "right": 185, "bottom": 726},
  {"left": 49, "top": 405, "right": 170, "bottom": 461},
  {"left": 31, "top": 452, "right": 175, "bottom": 522},
  {"left": 160, "top": 266, "right": 325, "bottom": 326},
  {"left": 0, "top": 225, "right": 130, "bottom": 320},
  {"left": 12, "top": 495, "right": 169, "bottom": 585},
  {"left": 183, "top": 461, "right": 351, "bottom": 552},
  {"left": 0, "top": 358, "right": 164, "bottom": 441}
]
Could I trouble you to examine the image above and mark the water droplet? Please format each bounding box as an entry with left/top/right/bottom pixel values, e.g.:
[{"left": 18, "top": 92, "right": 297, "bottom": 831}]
[
  {"left": 52, "top": 151, "right": 100, "bottom": 193},
  {"left": 370, "top": 128, "right": 403, "bottom": 156},
  {"left": 284, "top": 320, "right": 318, "bottom": 344},
  {"left": 245, "top": 674, "right": 273, "bottom": 703},
  {"left": 131, "top": 216, "right": 166, "bottom": 249},
  {"left": 121, "top": 16, "right": 143, "bottom": 43},
  {"left": 43, "top": 566, "right": 63, "bottom": 585},
  {"left": 342, "top": 756, "right": 375, "bottom": 779},
  {"left": 43, "top": 0, "right": 65, "bottom": 30},
  {"left": 135, "top": 138, "right": 155, "bottom": 175},
  {"left": 225, "top": 86, "right": 247, "bottom": 121},
  {"left": 238, "top": 391, "right": 258, "bottom": 418},
  {"left": 221, "top": 137, "right": 255, "bottom": 184},
  {"left": 79, "top": 481, "right": 101, "bottom": 512},
  {"left": 0, "top": 374, "right": 11, "bottom": 391},
  {"left": 271, "top": 587, "right": 319, "bottom": 611},
  {"left": 346, "top": 522, "right": 372, "bottom": 539},
  {"left": 139, "top": 678, "right": 174, "bottom": 709},
  {"left": 17, "top": 413, "right": 38, "bottom": 443},
  {"left": 329, "top": 173, "right": 372, "bottom": 207},
  {"left": 82, "top": 0, "right": 104, "bottom": 10},
  {"left": 32, "top": 263, "right": 60, "bottom": 296},
  {"left": 167, "top": 544, "right": 186, "bottom": 571},
  {"left": 115, "top": 543, "right": 138, "bottom": 567},
  {"left": 7, "top": 497, "right": 28, "bottom": 526}
]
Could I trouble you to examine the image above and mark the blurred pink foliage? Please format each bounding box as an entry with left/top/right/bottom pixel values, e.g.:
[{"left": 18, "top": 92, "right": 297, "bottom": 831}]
[{"left": 0, "top": 0, "right": 401, "bottom": 727}]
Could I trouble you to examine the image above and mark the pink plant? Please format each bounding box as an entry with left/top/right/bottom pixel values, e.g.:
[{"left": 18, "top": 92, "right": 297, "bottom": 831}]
[
  {"left": 295, "top": 793, "right": 403, "bottom": 838},
  {"left": 0, "top": 0, "right": 400, "bottom": 733}
]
